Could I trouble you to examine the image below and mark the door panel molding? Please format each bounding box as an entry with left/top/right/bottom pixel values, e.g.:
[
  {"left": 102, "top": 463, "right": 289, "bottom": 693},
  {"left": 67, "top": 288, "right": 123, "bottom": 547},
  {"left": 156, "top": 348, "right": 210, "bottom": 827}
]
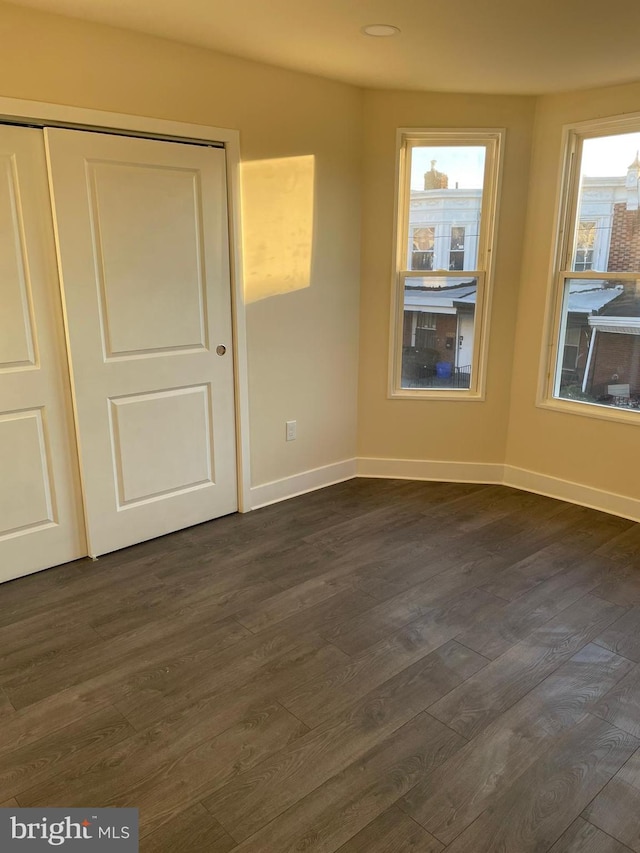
[
  {"left": 0, "top": 153, "right": 38, "bottom": 371},
  {"left": 86, "top": 160, "right": 209, "bottom": 359},
  {"left": 108, "top": 384, "right": 215, "bottom": 508},
  {"left": 0, "top": 407, "right": 55, "bottom": 538}
]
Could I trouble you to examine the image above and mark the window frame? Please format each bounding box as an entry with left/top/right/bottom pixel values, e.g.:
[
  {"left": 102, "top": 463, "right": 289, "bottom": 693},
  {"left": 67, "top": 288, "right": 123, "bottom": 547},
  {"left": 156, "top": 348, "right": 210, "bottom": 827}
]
[
  {"left": 539, "top": 112, "right": 640, "bottom": 425},
  {"left": 388, "top": 128, "right": 504, "bottom": 401}
]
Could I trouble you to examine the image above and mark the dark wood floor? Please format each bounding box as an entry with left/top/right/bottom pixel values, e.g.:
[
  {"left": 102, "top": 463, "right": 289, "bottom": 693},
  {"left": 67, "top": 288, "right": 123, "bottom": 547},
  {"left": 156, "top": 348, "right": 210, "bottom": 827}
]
[{"left": 2, "top": 479, "right": 640, "bottom": 851}]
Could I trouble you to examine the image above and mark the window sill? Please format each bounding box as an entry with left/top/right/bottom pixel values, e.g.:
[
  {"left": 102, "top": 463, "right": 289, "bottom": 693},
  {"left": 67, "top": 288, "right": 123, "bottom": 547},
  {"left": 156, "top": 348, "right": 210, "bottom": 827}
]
[
  {"left": 389, "top": 388, "right": 485, "bottom": 402},
  {"left": 537, "top": 395, "right": 640, "bottom": 426}
]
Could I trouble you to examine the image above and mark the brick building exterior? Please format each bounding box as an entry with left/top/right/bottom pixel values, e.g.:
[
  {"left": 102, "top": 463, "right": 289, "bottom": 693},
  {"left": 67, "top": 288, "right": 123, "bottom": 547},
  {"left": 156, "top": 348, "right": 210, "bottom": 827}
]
[
  {"left": 589, "top": 331, "right": 640, "bottom": 395},
  {"left": 607, "top": 203, "right": 640, "bottom": 272}
]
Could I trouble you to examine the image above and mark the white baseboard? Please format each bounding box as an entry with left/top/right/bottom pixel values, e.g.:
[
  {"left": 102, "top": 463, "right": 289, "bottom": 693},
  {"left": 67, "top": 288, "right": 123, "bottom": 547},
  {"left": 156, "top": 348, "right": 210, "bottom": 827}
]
[
  {"left": 250, "top": 459, "right": 358, "bottom": 509},
  {"left": 503, "top": 465, "right": 640, "bottom": 524},
  {"left": 250, "top": 455, "right": 640, "bottom": 523},
  {"left": 357, "top": 456, "right": 640, "bottom": 523},
  {"left": 357, "top": 457, "right": 504, "bottom": 485}
]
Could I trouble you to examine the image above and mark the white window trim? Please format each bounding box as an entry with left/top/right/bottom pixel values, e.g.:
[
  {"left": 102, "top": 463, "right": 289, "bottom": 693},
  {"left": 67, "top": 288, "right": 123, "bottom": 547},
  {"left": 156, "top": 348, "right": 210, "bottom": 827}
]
[
  {"left": 538, "top": 111, "right": 640, "bottom": 425},
  {"left": 388, "top": 128, "right": 504, "bottom": 401}
]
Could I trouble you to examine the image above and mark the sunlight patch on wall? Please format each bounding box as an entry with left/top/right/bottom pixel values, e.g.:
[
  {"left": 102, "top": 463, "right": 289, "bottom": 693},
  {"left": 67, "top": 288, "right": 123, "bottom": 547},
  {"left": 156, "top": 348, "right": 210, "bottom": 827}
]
[{"left": 241, "top": 155, "right": 315, "bottom": 303}]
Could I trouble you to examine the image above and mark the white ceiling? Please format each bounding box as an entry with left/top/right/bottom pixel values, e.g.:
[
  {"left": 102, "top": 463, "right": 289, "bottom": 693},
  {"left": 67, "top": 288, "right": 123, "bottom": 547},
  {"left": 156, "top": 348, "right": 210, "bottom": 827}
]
[{"left": 9, "top": 0, "right": 640, "bottom": 95}]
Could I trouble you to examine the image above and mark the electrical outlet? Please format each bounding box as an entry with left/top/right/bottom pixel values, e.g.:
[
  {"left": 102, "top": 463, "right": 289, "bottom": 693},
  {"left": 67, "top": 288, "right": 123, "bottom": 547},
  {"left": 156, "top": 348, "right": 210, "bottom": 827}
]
[{"left": 286, "top": 420, "right": 297, "bottom": 441}]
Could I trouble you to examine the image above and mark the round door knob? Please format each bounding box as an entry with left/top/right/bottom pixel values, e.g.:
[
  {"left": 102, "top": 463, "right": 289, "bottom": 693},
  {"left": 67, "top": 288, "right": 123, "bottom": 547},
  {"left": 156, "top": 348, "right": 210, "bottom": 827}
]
[{"left": 216, "top": 345, "right": 227, "bottom": 356}]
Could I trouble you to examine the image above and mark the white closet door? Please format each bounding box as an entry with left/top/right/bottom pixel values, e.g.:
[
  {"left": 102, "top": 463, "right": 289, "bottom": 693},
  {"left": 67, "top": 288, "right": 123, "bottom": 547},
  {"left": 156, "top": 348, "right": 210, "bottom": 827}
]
[
  {"left": 0, "top": 126, "right": 85, "bottom": 582},
  {"left": 45, "top": 129, "right": 237, "bottom": 557}
]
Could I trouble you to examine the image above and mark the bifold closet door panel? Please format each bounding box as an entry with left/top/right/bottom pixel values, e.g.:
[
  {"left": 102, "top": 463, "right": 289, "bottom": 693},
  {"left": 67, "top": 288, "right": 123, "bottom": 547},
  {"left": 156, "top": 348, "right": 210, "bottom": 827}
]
[
  {"left": 0, "top": 126, "right": 86, "bottom": 582},
  {"left": 44, "top": 129, "right": 238, "bottom": 557}
]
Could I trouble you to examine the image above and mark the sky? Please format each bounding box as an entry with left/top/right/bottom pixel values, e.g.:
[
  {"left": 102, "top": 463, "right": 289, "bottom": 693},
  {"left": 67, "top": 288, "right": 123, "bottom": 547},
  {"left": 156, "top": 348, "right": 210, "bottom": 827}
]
[
  {"left": 410, "top": 146, "right": 485, "bottom": 190},
  {"left": 409, "top": 133, "right": 640, "bottom": 192},
  {"left": 581, "top": 132, "right": 640, "bottom": 177}
]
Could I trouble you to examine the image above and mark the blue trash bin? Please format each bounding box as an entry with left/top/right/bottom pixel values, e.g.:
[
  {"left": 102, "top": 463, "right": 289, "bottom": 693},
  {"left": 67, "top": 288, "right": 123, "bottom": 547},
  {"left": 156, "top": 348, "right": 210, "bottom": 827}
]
[{"left": 435, "top": 361, "right": 452, "bottom": 379}]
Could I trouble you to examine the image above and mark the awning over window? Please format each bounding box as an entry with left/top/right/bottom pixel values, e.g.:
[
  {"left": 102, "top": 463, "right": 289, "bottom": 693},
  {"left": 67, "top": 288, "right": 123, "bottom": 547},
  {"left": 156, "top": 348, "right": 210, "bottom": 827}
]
[{"left": 588, "top": 316, "right": 640, "bottom": 335}]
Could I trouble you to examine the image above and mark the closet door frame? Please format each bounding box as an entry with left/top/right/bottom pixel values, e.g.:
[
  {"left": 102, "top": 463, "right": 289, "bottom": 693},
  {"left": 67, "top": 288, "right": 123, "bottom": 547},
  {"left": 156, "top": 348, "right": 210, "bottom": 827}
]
[{"left": 0, "top": 97, "right": 251, "bottom": 517}]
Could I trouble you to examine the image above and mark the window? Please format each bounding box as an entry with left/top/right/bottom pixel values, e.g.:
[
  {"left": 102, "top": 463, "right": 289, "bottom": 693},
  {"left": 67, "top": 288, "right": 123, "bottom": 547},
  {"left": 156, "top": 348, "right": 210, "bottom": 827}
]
[
  {"left": 548, "top": 120, "right": 640, "bottom": 416},
  {"left": 411, "top": 226, "right": 435, "bottom": 270},
  {"left": 573, "top": 220, "right": 596, "bottom": 271},
  {"left": 561, "top": 324, "right": 582, "bottom": 373},
  {"left": 449, "top": 226, "right": 466, "bottom": 270},
  {"left": 414, "top": 311, "right": 437, "bottom": 350},
  {"left": 391, "top": 129, "right": 503, "bottom": 397}
]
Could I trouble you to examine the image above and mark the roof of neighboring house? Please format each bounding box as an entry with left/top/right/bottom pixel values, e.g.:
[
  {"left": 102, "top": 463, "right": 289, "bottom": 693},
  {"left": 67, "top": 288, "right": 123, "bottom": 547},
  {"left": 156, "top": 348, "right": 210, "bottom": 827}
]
[
  {"left": 404, "top": 278, "right": 477, "bottom": 312},
  {"left": 568, "top": 281, "right": 640, "bottom": 334},
  {"left": 599, "top": 283, "right": 640, "bottom": 318},
  {"left": 588, "top": 316, "right": 640, "bottom": 335},
  {"left": 454, "top": 291, "right": 477, "bottom": 307},
  {"left": 567, "top": 281, "right": 624, "bottom": 314}
]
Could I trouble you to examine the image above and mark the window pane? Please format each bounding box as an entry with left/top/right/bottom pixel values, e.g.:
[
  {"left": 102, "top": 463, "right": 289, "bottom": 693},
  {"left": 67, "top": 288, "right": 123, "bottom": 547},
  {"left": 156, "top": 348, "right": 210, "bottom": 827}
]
[
  {"left": 406, "top": 146, "right": 485, "bottom": 271},
  {"left": 411, "top": 226, "right": 435, "bottom": 270},
  {"left": 555, "top": 278, "right": 640, "bottom": 411},
  {"left": 450, "top": 226, "right": 466, "bottom": 250},
  {"left": 573, "top": 133, "right": 640, "bottom": 273},
  {"left": 573, "top": 220, "right": 595, "bottom": 271},
  {"left": 401, "top": 275, "right": 477, "bottom": 390}
]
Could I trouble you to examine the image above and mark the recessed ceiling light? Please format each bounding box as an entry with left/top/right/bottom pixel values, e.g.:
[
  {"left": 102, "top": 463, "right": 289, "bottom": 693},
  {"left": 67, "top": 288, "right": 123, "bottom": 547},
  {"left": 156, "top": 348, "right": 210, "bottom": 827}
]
[{"left": 361, "top": 24, "right": 400, "bottom": 37}]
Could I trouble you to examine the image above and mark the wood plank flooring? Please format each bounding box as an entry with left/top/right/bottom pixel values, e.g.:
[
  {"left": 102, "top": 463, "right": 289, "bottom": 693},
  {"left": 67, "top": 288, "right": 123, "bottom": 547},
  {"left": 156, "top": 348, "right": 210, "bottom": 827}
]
[{"left": 1, "top": 478, "right": 639, "bottom": 852}]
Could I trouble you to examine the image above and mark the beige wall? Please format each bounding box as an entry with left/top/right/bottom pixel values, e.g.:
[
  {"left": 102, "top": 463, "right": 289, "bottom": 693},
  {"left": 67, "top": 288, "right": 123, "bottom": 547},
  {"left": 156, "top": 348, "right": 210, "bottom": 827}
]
[
  {"left": 357, "top": 90, "right": 536, "bottom": 463},
  {"left": 505, "top": 80, "right": 640, "bottom": 500},
  {"left": 0, "top": 1, "right": 362, "bottom": 488},
  {"left": 1, "top": 1, "right": 638, "bottom": 510}
]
